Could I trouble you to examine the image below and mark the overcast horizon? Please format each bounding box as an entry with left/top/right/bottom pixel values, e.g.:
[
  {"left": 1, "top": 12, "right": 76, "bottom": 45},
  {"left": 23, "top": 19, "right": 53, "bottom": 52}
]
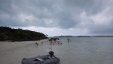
[{"left": 0, "top": 0, "right": 113, "bottom": 36}]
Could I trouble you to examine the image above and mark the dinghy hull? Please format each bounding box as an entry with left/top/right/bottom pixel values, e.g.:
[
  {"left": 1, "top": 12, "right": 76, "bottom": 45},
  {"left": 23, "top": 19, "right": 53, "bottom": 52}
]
[{"left": 21, "top": 55, "right": 60, "bottom": 64}]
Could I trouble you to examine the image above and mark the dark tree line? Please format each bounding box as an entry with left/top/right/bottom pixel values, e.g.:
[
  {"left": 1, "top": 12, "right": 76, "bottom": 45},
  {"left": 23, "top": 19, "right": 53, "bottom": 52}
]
[{"left": 0, "top": 26, "right": 48, "bottom": 41}]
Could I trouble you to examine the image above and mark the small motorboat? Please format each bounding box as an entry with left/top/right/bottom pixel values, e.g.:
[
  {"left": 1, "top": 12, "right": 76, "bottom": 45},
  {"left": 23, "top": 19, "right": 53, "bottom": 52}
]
[{"left": 21, "top": 51, "right": 60, "bottom": 64}]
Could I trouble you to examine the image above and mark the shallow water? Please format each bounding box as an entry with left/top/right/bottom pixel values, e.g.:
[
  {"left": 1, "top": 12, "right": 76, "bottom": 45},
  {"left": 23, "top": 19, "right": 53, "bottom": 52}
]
[{"left": 0, "top": 37, "right": 113, "bottom": 64}]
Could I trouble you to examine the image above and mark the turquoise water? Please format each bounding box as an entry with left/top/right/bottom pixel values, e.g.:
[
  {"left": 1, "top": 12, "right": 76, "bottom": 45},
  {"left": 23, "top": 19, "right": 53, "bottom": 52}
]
[{"left": 0, "top": 37, "right": 113, "bottom": 64}]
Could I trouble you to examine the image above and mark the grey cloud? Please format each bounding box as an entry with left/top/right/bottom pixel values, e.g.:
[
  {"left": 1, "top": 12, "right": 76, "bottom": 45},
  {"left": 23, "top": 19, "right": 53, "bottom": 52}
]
[
  {"left": 89, "top": 23, "right": 113, "bottom": 34},
  {"left": 0, "top": 0, "right": 78, "bottom": 29},
  {"left": 82, "top": 18, "right": 113, "bottom": 36},
  {"left": 56, "top": 11, "right": 77, "bottom": 28},
  {"left": 64, "top": 0, "right": 110, "bottom": 15},
  {"left": 0, "top": 0, "right": 113, "bottom": 36}
]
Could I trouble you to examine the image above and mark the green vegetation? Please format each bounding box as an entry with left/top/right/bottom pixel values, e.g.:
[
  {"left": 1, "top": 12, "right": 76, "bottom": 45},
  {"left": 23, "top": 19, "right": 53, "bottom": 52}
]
[{"left": 0, "top": 26, "right": 48, "bottom": 41}]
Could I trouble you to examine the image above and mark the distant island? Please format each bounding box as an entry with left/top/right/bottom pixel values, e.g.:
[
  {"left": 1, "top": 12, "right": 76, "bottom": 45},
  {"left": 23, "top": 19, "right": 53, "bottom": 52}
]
[
  {"left": 0, "top": 26, "right": 48, "bottom": 41},
  {"left": 56, "top": 35, "right": 113, "bottom": 37},
  {"left": 58, "top": 35, "right": 74, "bottom": 37},
  {"left": 77, "top": 36, "right": 113, "bottom": 37}
]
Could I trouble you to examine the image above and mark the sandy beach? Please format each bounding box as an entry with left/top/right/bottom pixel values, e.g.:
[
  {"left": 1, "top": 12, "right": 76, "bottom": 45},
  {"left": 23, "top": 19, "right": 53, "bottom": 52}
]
[{"left": 0, "top": 39, "right": 50, "bottom": 64}]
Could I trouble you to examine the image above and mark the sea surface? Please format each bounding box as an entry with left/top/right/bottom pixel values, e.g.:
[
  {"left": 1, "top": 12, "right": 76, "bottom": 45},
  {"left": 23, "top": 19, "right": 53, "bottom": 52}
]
[{"left": 0, "top": 37, "right": 113, "bottom": 64}]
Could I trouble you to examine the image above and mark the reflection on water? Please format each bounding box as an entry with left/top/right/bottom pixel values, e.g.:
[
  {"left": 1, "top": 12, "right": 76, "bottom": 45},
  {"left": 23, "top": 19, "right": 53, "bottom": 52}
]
[{"left": 0, "top": 37, "right": 113, "bottom": 64}]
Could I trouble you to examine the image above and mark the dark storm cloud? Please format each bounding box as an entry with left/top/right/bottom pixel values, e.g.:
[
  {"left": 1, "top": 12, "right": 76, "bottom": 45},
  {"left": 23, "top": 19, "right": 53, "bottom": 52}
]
[
  {"left": 0, "top": 0, "right": 79, "bottom": 28},
  {"left": 0, "top": 0, "right": 113, "bottom": 35}
]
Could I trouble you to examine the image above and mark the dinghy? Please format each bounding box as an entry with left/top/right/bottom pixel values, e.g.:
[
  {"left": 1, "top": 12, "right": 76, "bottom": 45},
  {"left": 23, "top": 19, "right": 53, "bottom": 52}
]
[{"left": 21, "top": 51, "right": 60, "bottom": 64}]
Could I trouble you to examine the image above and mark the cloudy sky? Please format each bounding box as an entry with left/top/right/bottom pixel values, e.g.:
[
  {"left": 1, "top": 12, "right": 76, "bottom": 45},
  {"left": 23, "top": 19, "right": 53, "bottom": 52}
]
[{"left": 0, "top": 0, "right": 113, "bottom": 36}]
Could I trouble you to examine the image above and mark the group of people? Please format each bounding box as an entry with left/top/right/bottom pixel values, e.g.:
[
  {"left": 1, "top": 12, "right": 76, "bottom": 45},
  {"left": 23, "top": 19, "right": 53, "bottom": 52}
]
[
  {"left": 35, "top": 38, "right": 71, "bottom": 46},
  {"left": 49, "top": 38, "right": 62, "bottom": 45}
]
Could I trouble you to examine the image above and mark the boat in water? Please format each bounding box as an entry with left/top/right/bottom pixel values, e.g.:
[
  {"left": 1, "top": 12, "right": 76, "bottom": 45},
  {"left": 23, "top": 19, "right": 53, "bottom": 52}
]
[{"left": 21, "top": 51, "right": 60, "bottom": 64}]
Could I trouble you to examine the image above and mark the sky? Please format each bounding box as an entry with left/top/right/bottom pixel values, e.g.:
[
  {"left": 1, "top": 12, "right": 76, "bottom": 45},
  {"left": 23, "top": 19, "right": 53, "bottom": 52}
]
[{"left": 0, "top": 0, "right": 113, "bottom": 36}]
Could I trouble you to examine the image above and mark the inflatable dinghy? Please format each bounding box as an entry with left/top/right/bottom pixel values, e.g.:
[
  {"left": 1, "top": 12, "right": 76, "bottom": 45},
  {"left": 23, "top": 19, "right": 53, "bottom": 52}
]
[
  {"left": 22, "top": 50, "right": 60, "bottom": 64},
  {"left": 21, "top": 55, "right": 60, "bottom": 64}
]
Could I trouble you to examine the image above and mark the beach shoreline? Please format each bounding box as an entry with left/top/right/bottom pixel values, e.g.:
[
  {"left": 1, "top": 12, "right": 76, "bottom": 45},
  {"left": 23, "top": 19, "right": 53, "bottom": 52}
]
[{"left": 0, "top": 39, "right": 49, "bottom": 64}]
